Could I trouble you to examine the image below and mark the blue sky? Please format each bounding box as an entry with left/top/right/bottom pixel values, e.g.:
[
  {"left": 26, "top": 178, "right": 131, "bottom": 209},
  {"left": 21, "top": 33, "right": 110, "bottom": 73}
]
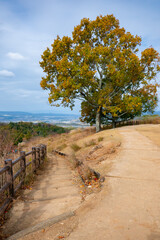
[{"left": 0, "top": 0, "right": 160, "bottom": 114}]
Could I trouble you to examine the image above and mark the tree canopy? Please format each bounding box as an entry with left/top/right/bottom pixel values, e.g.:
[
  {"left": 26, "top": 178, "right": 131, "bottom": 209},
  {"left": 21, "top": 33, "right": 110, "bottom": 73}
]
[{"left": 40, "top": 14, "right": 160, "bottom": 132}]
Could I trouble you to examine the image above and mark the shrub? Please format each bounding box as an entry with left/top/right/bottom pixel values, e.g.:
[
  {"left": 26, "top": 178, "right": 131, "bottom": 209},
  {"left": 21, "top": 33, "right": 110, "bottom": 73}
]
[
  {"left": 57, "top": 143, "right": 67, "bottom": 151},
  {"left": 84, "top": 139, "right": 96, "bottom": 147},
  {"left": 98, "top": 137, "right": 104, "bottom": 142},
  {"left": 71, "top": 143, "right": 81, "bottom": 152}
]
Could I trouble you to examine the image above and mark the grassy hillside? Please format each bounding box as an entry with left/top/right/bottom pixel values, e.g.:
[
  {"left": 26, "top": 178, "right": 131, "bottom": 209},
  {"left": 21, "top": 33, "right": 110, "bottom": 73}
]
[
  {"left": 0, "top": 122, "right": 69, "bottom": 145},
  {"left": 21, "top": 127, "right": 122, "bottom": 178},
  {"left": 0, "top": 122, "right": 69, "bottom": 166}
]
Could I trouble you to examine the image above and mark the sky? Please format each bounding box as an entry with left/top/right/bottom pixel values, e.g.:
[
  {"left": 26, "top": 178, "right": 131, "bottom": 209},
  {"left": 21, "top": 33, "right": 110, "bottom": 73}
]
[{"left": 0, "top": 0, "right": 160, "bottom": 114}]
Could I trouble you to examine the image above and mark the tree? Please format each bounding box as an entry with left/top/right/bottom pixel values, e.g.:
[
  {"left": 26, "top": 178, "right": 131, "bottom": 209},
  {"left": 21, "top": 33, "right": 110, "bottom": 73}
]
[
  {"left": 0, "top": 128, "right": 13, "bottom": 160},
  {"left": 80, "top": 82, "right": 158, "bottom": 128},
  {"left": 40, "top": 14, "right": 160, "bottom": 132}
]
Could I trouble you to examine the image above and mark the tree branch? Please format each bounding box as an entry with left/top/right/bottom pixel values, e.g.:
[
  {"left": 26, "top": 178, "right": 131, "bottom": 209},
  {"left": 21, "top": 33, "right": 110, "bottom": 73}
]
[
  {"left": 109, "top": 83, "right": 132, "bottom": 99},
  {"left": 79, "top": 91, "right": 98, "bottom": 108}
]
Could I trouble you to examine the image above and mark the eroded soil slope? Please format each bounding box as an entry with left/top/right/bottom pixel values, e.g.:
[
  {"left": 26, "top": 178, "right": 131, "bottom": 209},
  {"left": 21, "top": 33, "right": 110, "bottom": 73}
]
[
  {"left": 17, "top": 125, "right": 160, "bottom": 240},
  {"left": 1, "top": 127, "right": 121, "bottom": 239}
]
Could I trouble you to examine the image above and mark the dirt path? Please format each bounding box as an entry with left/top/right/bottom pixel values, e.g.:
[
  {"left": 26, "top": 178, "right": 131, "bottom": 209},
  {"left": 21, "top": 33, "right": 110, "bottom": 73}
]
[
  {"left": 2, "top": 153, "right": 81, "bottom": 238},
  {"left": 66, "top": 126, "right": 160, "bottom": 240},
  {"left": 3, "top": 126, "right": 160, "bottom": 240}
]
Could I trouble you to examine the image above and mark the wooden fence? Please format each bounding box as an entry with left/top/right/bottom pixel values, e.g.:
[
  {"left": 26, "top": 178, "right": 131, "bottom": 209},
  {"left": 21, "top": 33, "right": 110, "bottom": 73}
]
[
  {"left": 103, "top": 117, "right": 160, "bottom": 130},
  {"left": 0, "top": 144, "right": 47, "bottom": 216}
]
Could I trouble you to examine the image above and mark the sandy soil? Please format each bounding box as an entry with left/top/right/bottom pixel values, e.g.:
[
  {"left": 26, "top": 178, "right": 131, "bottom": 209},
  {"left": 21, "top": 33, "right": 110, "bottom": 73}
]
[
  {"left": 66, "top": 125, "right": 160, "bottom": 240},
  {"left": 2, "top": 153, "right": 82, "bottom": 239},
  {"left": 136, "top": 124, "right": 160, "bottom": 147}
]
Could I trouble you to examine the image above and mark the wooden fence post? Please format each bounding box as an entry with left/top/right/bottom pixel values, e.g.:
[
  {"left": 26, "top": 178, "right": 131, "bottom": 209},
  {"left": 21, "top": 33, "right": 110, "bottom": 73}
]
[
  {"left": 41, "top": 146, "right": 44, "bottom": 163},
  {"left": 4, "top": 159, "right": 14, "bottom": 198},
  {"left": 43, "top": 146, "right": 45, "bottom": 161},
  {"left": 32, "top": 147, "right": 36, "bottom": 173},
  {"left": 36, "top": 147, "right": 40, "bottom": 166},
  {"left": 40, "top": 146, "right": 43, "bottom": 163},
  {"left": 42, "top": 145, "right": 46, "bottom": 161},
  {"left": 44, "top": 145, "right": 47, "bottom": 159},
  {"left": 20, "top": 151, "right": 26, "bottom": 183}
]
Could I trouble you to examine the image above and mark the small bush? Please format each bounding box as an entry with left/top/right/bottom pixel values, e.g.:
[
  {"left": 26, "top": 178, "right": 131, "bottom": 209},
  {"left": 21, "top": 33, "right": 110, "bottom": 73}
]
[
  {"left": 57, "top": 143, "right": 67, "bottom": 151},
  {"left": 68, "top": 153, "right": 77, "bottom": 169},
  {"left": 98, "top": 137, "right": 104, "bottom": 142},
  {"left": 47, "top": 145, "right": 53, "bottom": 153},
  {"left": 24, "top": 172, "right": 34, "bottom": 186},
  {"left": 71, "top": 143, "right": 81, "bottom": 152},
  {"left": 84, "top": 139, "right": 96, "bottom": 147}
]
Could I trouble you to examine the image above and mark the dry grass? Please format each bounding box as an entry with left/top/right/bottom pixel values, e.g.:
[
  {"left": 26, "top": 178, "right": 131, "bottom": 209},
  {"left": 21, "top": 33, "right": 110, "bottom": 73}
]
[
  {"left": 0, "top": 126, "right": 122, "bottom": 230},
  {"left": 68, "top": 153, "right": 77, "bottom": 169},
  {"left": 0, "top": 127, "right": 121, "bottom": 190},
  {"left": 0, "top": 158, "right": 4, "bottom": 168},
  {"left": 98, "top": 136, "right": 104, "bottom": 142},
  {"left": 40, "top": 127, "right": 121, "bottom": 179},
  {"left": 57, "top": 143, "right": 67, "bottom": 151},
  {"left": 64, "top": 128, "right": 122, "bottom": 178},
  {"left": 0, "top": 127, "right": 121, "bottom": 172},
  {"left": 71, "top": 143, "right": 81, "bottom": 152},
  {"left": 84, "top": 139, "right": 96, "bottom": 147}
]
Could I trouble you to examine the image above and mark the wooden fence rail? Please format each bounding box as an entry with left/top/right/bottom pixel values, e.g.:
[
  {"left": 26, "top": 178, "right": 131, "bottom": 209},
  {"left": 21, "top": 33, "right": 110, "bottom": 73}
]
[{"left": 0, "top": 144, "right": 47, "bottom": 216}]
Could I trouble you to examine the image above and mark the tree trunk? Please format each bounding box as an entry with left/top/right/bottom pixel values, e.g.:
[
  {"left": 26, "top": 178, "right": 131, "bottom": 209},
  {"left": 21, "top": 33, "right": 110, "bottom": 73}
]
[
  {"left": 96, "top": 109, "right": 101, "bottom": 132},
  {"left": 112, "top": 119, "right": 116, "bottom": 128}
]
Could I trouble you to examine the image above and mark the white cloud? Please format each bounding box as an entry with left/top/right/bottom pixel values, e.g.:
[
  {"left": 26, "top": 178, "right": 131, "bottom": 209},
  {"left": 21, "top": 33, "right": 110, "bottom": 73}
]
[
  {"left": 7, "top": 52, "right": 25, "bottom": 60},
  {"left": 0, "top": 69, "right": 15, "bottom": 77}
]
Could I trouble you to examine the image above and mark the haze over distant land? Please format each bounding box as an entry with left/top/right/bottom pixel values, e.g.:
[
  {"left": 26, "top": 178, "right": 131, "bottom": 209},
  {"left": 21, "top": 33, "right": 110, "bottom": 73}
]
[
  {"left": 0, "top": 0, "right": 160, "bottom": 113},
  {"left": 0, "top": 111, "right": 159, "bottom": 129},
  {"left": 0, "top": 111, "right": 88, "bottom": 128}
]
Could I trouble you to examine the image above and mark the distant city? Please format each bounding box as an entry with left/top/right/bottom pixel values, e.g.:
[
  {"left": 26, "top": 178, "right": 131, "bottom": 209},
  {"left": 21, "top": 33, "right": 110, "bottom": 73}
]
[
  {"left": 0, "top": 111, "right": 89, "bottom": 128},
  {"left": 0, "top": 111, "right": 159, "bottom": 128}
]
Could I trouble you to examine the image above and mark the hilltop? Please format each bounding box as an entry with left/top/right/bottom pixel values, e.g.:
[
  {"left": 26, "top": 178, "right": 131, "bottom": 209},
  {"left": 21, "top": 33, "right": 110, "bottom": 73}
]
[
  {"left": 0, "top": 126, "right": 121, "bottom": 239},
  {"left": 1, "top": 124, "right": 160, "bottom": 240}
]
